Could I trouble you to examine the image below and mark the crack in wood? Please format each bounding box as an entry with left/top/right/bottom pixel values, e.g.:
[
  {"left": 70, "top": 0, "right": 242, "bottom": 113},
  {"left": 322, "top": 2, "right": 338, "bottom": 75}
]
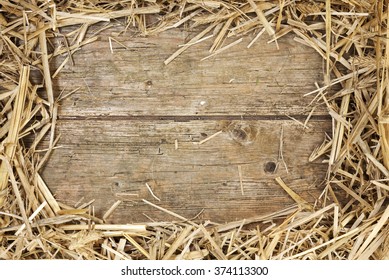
[{"left": 58, "top": 114, "right": 331, "bottom": 122}]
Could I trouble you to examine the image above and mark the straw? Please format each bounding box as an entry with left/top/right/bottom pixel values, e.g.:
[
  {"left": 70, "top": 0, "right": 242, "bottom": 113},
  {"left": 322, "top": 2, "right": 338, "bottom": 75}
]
[{"left": 0, "top": 0, "right": 388, "bottom": 260}]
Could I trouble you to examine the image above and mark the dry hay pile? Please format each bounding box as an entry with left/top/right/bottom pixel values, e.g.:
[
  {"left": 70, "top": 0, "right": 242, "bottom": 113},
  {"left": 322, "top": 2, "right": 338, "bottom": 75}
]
[{"left": 0, "top": 0, "right": 388, "bottom": 260}]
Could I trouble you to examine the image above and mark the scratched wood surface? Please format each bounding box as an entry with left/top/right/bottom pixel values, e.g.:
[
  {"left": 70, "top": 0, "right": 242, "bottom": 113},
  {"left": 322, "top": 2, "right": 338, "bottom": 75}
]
[{"left": 41, "top": 24, "right": 330, "bottom": 223}]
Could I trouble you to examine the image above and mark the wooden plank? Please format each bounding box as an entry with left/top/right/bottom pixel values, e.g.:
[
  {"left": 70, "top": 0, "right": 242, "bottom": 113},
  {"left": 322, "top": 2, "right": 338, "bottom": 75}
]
[
  {"left": 41, "top": 119, "right": 330, "bottom": 223},
  {"left": 51, "top": 27, "right": 326, "bottom": 117},
  {"left": 37, "top": 24, "right": 332, "bottom": 223}
]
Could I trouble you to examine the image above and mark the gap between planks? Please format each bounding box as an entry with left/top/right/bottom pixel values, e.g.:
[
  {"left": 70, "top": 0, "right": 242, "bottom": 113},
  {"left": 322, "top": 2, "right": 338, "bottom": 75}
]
[{"left": 56, "top": 114, "right": 332, "bottom": 122}]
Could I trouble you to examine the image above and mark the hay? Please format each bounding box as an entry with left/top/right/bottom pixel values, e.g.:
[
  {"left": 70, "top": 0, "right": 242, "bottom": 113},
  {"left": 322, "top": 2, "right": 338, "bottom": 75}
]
[{"left": 0, "top": 0, "right": 388, "bottom": 260}]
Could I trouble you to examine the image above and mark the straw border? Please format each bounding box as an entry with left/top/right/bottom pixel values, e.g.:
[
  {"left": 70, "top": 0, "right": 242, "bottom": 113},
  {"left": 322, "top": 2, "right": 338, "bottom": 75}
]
[{"left": 0, "top": 1, "right": 388, "bottom": 260}]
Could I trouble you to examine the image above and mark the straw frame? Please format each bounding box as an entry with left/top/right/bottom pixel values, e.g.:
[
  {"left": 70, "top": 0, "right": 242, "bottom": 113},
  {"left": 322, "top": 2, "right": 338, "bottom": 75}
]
[{"left": 0, "top": 1, "right": 388, "bottom": 260}]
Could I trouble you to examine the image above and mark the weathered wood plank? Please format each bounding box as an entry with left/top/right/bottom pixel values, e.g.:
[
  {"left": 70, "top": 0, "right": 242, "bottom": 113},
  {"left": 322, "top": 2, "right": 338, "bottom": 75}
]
[
  {"left": 51, "top": 27, "right": 326, "bottom": 117},
  {"left": 38, "top": 25, "right": 332, "bottom": 223},
  {"left": 41, "top": 119, "right": 330, "bottom": 223}
]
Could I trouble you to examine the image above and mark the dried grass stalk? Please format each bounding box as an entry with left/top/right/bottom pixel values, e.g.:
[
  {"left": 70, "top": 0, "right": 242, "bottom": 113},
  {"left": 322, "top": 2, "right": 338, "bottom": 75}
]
[{"left": 0, "top": 0, "right": 388, "bottom": 260}]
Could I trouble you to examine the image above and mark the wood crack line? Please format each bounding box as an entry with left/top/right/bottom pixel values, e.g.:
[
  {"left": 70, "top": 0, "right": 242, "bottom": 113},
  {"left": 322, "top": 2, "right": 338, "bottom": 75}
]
[{"left": 58, "top": 115, "right": 331, "bottom": 122}]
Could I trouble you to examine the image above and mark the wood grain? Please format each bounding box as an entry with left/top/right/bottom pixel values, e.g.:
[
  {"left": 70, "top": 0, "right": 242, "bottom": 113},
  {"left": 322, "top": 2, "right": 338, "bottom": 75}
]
[
  {"left": 51, "top": 26, "right": 326, "bottom": 117},
  {"left": 42, "top": 119, "right": 330, "bottom": 223},
  {"left": 39, "top": 25, "right": 331, "bottom": 223}
]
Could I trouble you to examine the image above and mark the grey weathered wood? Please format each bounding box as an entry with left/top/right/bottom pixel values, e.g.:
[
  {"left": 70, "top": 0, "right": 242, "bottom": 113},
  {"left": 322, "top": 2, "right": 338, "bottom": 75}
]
[
  {"left": 42, "top": 119, "right": 329, "bottom": 223},
  {"left": 52, "top": 27, "right": 326, "bottom": 117},
  {"left": 40, "top": 25, "right": 330, "bottom": 223}
]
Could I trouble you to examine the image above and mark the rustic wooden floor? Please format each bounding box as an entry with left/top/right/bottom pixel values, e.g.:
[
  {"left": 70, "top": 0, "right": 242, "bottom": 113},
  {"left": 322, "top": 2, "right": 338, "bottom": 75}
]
[{"left": 41, "top": 24, "right": 331, "bottom": 223}]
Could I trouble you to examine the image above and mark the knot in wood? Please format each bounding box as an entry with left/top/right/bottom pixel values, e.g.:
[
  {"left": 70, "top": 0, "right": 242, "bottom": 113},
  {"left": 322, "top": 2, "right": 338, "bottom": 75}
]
[
  {"left": 264, "top": 161, "right": 277, "bottom": 173},
  {"left": 227, "top": 122, "right": 258, "bottom": 145}
]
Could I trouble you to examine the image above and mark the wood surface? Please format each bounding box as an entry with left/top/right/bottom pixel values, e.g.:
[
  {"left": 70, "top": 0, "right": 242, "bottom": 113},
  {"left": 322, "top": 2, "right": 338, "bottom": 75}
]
[{"left": 40, "top": 24, "right": 331, "bottom": 223}]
